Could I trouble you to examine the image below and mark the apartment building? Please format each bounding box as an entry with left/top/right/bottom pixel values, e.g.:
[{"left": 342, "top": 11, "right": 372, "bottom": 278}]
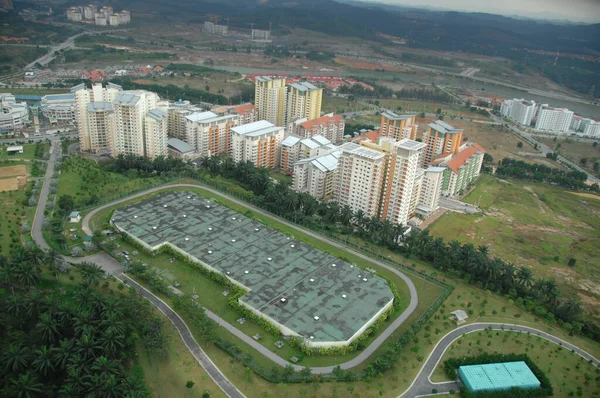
[
  {"left": 73, "top": 82, "right": 122, "bottom": 153},
  {"left": 144, "top": 109, "right": 168, "bottom": 159},
  {"left": 167, "top": 100, "right": 202, "bottom": 140},
  {"left": 535, "top": 105, "right": 574, "bottom": 133},
  {"left": 421, "top": 120, "right": 464, "bottom": 167},
  {"left": 288, "top": 114, "right": 345, "bottom": 142},
  {"left": 254, "top": 77, "right": 287, "bottom": 125},
  {"left": 185, "top": 111, "right": 239, "bottom": 157},
  {"left": 380, "top": 112, "right": 418, "bottom": 141},
  {"left": 416, "top": 167, "right": 445, "bottom": 217},
  {"left": 280, "top": 135, "right": 334, "bottom": 172},
  {"left": 334, "top": 143, "right": 386, "bottom": 217},
  {"left": 230, "top": 121, "right": 285, "bottom": 169},
  {"left": 293, "top": 151, "right": 340, "bottom": 200},
  {"left": 286, "top": 82, "right": 323, "bottom": 124},
  {"left": 231, "top": 104, "right": 259, "bottom": 125},
  {"left": 500, "top": 98, "right": 537, "bottom": 126},
  {"left": 583, "top": 121, "right": 600, "bottom": 138},
  {"left": 433, "top": 143, "right": 486, "bottom": 196}
]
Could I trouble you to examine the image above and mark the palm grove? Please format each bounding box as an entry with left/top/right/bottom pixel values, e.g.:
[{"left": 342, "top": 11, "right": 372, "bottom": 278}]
[
  {"left": 0, "top": 246, "right": 168, "bottom": 397},
  {"left": 98, "top": 154, "right": 595, "bottom": 341}
]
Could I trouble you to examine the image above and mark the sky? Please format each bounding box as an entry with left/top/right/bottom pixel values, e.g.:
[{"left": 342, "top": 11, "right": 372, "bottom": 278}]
[{"left": 356, "top": 0, "right": 600, "bottom": 23}]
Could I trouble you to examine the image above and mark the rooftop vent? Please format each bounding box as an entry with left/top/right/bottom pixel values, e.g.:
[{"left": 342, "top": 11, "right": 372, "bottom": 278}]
[
  {"left": 280, "top": 298, "right": 286, "bottom": 303},
  {"left": 208, "top": 227, "right": 213, "bottom": 231},
  {"left": 185, "top": 238, "right": 190, "bottom": 241},
  {"left": 232, "top": 217, "right": 236, "bottom": 220},
  {"left": 309, "top": 336, "right": 314, "bottom": 340},
  {"left": 313, "top": 316, "right": 319, "bottom": 321},
  {"left": 231, "top": 239, "right": 236, "bottom": 242},
  {"left": 290, "top": 244, "right": 295, "bottom": 248},
  {"left": 342, "top": 294, "right": 347, "bottom": 299},
  {"left": 133, "top": 215, "right": 138, "bottom": 219},
  {"left": 187, "top": 196, "right": 191, "bottom": 199},
  {"left": 358, "top": 275, "right": 361, "bottom": 278},
  {"left": 350, "top": 265, "right": 354, "bottom": 268},
  {"left": 163, "top": 205, "right": 167, "bottom": 208},
  {"left": 206, "top": 205, "right": 210, "bottom": 208},
  {"left": 226, "top": 271, "right": 230, "bottom": 275}
]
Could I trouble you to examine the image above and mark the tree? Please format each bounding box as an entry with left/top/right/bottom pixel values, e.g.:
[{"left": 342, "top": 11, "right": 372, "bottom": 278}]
[
  {"left": 6, "top": 372, "right": 44, "bottom": 398},
  {"left": 517, "top": 141, "right": 523, "bottom": 148},
  {"left": 32, "top": 345, "right": 55, "bottom": 377},
  {"left": 36, "top": 312, "right": 61, "bottom": 343},
  {"left": 78, "top": 262, "right": 105, "bottom": 286},
  {"left": 57, "top": 195, "right": 75, "bottom": 215},
  {"left": 580, "top": 158, "right": 587, "bottom": 166},
  {"left": 185, "top": 380, "right": 195, "bottom": 389},
  {"left": 568, "top": 258, "right": 576, "bottom": 267},
  {"left": 2, "top": 344, "right": 34, "bottom": 373}
]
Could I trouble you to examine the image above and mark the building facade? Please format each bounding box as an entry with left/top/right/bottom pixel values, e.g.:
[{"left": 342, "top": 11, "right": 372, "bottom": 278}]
[
  {"left": 380, "top": 112, "right": 418, "bottom": 141},
  {"left": 0, "top": 94, "right": 29, "bottom": 131},
  {"left": 41, "top": 93, "right": 76, "bottom": 123},
  {"left": 293, "top": 151, "right": 340, "bottom": 200},
  {"left": 416, "top": 167, "right": 445, "bottom": 217},
  {"left": 286, "top": 82, "right": 323, "bottom": 124},
  {"left": 86, "top": 102, "right": 114, "bottom": 154},
  {"left": 289, "top": 114, "right": 345, "bottom": 143},
  {"left": 421, "top": 120, "right": 464, "bottom": 167},
  {"left": 254, "top": 77, "right": 287, "bottom": 126},
  {"left": 583, "top": 121, "right": 600, "bottom": 138},
  {"left": 280, "top": 135, "right": 333, "bottom": 172},
  {"left": 144, "top": 109, "right": 168, "bottom": 159},
  {"left": 185, "top": 111, "right": 239, "bottom": 157},
  {"left": 167, "top": 99, "right": 202, "bottom": 141},
  {"left": 535, "top": 105, "right": 574, "bottom": 132},
  {"left": 500, "top": 98, "right": 537, "bottom": 126},
  {"left": 436, "top": 143, "right": 486, "bottom": 196},
  {"left": 230, "top": 121, "right": 285, "bottom": 169},
  {"left": 231, "top": 104, "right": 259, "bottom": 125}
]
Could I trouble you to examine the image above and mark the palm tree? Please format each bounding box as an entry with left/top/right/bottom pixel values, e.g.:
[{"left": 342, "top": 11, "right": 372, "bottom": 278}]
[
  {"left": 35, "top": 312, "right": 61, "bottom": 343},
  {"left": 121, "top": 375, "right": 147, "bottom": 398},
  {"left": 559, "top": 296, "right": 583, "bottom": 322},
  {"left": 23, "top": 246, "right": 46, "bottom": 267},
  {"left": 339, "top": 205, "right": 353, "bottom": 227},
  {"left": 99, "top": 374, "right": 124, "bottom": 398},
  {"left": 5, "top": 294, "right": 24, "bottom": 317},
  {"left": 6, "top": 372, "right": 43, "bottom": 398},
  {"left": 78, "top": 262, "right": 105, "bottom": 287},
  {"left": 516, "top": 266, "right": 534, "bottom": 289},
  {"left": 52, "top": 339, "right": 74, "bottom": 370},
  {"left": 100, "top": 327, "right": 125, "bottom": 357},
  {"left": 15, "top": 263, "right": 41, "bottom": 286},
  {"left": 76, "top": 334, "right": 101, "bottom": 361},
  {"left": 32, "top": 345, "right": 55, "bottom": 377},
  {"left": 92, "top": 356, "right": 120, "bottom": 377},
  {"left": 2, "top": 344, "right": 33, "bottom": 373},
  {"left": 23, "top": 290, "right": 43, "bottom": 319}
]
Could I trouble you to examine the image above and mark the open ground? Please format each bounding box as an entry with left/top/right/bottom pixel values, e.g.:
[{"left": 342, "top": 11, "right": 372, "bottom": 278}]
[
  {"left": 536, "top": 136, "right": 600, "bottom": 178},
  {"left": 429, "top": 174, "right": 600, "bottom": 319}
]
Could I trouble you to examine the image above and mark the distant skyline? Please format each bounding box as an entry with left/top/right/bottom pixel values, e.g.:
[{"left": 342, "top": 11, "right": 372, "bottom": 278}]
[{"left": 354, "top": 0, "right": 600, "bottom": 23}]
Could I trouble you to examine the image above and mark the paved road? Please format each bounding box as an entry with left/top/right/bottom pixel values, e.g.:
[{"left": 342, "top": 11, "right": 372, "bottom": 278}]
[
  {"left": 402, "top": 322, "right": 600, "bottom": 397},
  {"left": 81, "top": 183, "right": 420, "bottom": 373},
  {"left": 439, "top": 198, "right": 479, "bottom": 214},
  {"left": 31, "top": 141, "right": 245, "bottom": 397}
]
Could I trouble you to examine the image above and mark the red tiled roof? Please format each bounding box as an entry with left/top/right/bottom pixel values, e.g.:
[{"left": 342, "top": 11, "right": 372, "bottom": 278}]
[
  {"left": 301, "top": 115, "right": 343, "bottom": 130},
  {"left": 355, "top": 130, "right": 381, "bottom": 143},
  {"left": 233, "top": 104, "right": 256, "bottom": 114},
  {"left": 446, "top": 143, "right": 485, "bottom": 174}
]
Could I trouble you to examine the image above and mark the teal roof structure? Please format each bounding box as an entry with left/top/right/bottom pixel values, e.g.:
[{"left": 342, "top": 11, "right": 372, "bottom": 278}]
[{"left": 459, "top": 361, "right": 541, "bottom": 392}]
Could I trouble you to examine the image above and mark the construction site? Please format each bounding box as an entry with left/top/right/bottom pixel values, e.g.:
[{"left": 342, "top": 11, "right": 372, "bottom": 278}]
[{"left": 111, "top": 191, "right": 395, "bottom": 347}]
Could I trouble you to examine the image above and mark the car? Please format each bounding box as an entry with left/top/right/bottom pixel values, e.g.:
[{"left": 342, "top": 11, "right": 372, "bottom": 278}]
[{"left": 122, "top": 250, "right": 129, "bottom": 256}]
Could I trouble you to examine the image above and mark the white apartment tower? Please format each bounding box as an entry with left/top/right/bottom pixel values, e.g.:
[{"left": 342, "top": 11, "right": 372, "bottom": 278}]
[
  {"left": 500, "top": 99, "right": 537, "bottom": 127},
  {"left": 334, "top": 143, "right": 386, "bottom": 217},
  {"left": 144, "top": 109, "right": 168, "bottom": 159},
  {"left": 254, "top": 77, "right": 287, "bottom": 125},
  {"left": 86, "top": 102, "right": 115, "bottom": 153},
  {"left": 417, "top": 167, "right": 445, "bottom": 216},
  {"left": 230, "top": 121, "right": 285, "bottom": 169},
  {"left": 167, "top": 99, "right": 202, "bottom": 140},
  {"left": 185, "top": 111, "right": 239, "bottom": 157},
  {"left": 293, "top": 151, "right": 340, "bottom": 200},
  {"left": 535, "top": 105, "right": 574, "bottom": 133}
]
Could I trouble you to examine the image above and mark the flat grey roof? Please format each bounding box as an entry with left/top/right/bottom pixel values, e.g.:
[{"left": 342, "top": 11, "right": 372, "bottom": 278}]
[
  {"left": 231, "top": 120, "right": 283, "bottom": 137},
  {"left": 382, "top": 111, "right": 416, "bottom": 121},
  {"left": 42, "top": 93, "right": 75, "bottom": 102},
  {"left": 147, "top": 109, "right": 166, "bottom": 121},
  {"left": 112, "top": 191, "right": 393, "bottom": 343},
  {"left": 397, "top": 138, "right": 427, "bottom": 151},
  {"left": 114, "top": 93, "right": 141, "bottom": 106},
  {"left": 282, "top": 135, "right": 302, "bottom": 147},
  {"left": 428, "top": 120, "right": 463, "bottom": 135},
  {"left": 87, "top": 102, "right": 111, "bottom": 112},
  {"left": 167, "top": 137, "right": 194, "bottom": 154},
  {"left": 290, "top": 82, "right": 319, "bottom": 92},
  {"left": 340, "top": 142, "right": 385, "bottom": 160}
]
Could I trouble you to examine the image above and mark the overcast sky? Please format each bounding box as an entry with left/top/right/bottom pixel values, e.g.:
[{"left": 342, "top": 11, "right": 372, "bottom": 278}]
[{"left": 356, "top": 0, "right": 600, "bottom": 23}]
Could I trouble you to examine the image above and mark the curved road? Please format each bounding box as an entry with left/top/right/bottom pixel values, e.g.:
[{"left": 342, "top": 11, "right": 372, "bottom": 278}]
[{"left": 33, "top": 140, "right": 599, "bottom": 397}]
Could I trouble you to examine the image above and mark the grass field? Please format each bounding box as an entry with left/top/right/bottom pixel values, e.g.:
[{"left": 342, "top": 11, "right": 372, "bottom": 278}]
[
  {"left": 431, "top": 331, "right": 600, "bottom": 398},
  {"left": 322, "top": 96, "right": 373, "bottom": 114},
  {"left": 0, "top": 45, "right": 46, "bottom": 68},
  {"left": 429, "top": 174, "right": 600, "bottom": 319},
  {"left": 135, "top": 75, "right": 252, "bottom": 100},
  {"left": 537, "top": 137, "right": 600, "bottom": 177},
  {"left": 0, "top": 179, "right": 29, "bottom": 255},
  {"left": 0, "top": 142, "right": 49, "bottom": 160}
]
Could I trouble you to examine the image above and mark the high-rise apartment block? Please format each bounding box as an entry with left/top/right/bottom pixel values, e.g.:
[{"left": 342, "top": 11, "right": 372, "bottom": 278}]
[
  {"left": 230, "top": 121, "right": 285, "bottom": 169},
  {"left": 74, "top": 83, "right": 121, "bottom": 153},
  {"left": 287, "top": 82, "right": 323, "bottom": 124},
  {"left": 185, "top": 111, "right": 239, "bottom": 157},
  {"left": 252, "top": 29, "right": 272, "bottom": 40},
  {"left": 144, "top": 109, "right": 168, "bottom": 159},
  {"left": 280, "top": 135, "right": 334, "bottom": 172},
  {"left": 231, "top": 104, "right": 259, "bottom": 125},
  {"left": 380, "top": 112, "right": 418, "bottom": 141},
  {"left": 500, "top": 99, "right": 537, "bottom": 126},
  {"left": 254, "top": 77, "right": 288, "bottom": 126},
  {"left": 293, "top": 151, "right": 340, "bottom": 200},
  {"left": 288, "top": 114, "right": 345, "bottom": 143},
  {"left": 204, "top": 22, "right": 229, "bottom": 35},
  {"left": 421, "top": 120, "right": 464, "bottom": 167},
  {"left": 432, "top": 143, "right": 486, "bottom": 196},
  {"left": 417, "top": 167, "right": 445, "bottom": 216},
  {"left": 583, "top": 121, "right": 600, "bottom": 138},
  {"left": 535, "top": 105, "right": 574, "bottom": 133},
  {"left": 167, "top": 100, "right": 202, "bottom": 141}
]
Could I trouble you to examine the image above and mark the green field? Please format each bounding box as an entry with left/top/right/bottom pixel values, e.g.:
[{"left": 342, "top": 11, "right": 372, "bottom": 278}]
[
  {"left": 537, "top": 137, "right": 600, "bottom": 178},
  {"left": 431, "top": 331, "right": 600, "bottom": 398},
  {"left": 429, "top": 174, "right": 600, "bottom": 318},
  {"left": 0, "top": 183, "right": 29, "bottom": 255},
  {"left": 0, "top": 142, "right": 49, "bottom": 160}
]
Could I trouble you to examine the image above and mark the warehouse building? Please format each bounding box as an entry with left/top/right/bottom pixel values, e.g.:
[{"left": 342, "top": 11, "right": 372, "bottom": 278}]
[{"left": 459, "top": 361, "right": 541, "bottom": 393}]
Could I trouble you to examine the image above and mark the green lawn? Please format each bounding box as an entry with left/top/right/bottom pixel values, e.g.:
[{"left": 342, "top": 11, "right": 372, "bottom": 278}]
[
  {"left": 0, "top": 142, "right": 49, "bottom": 160},
  {"left": 431, "top": 331, "right": 600, "bottom": 398},
  {"left": 429, "top": 174, "right": 600, "bottom": 319}
]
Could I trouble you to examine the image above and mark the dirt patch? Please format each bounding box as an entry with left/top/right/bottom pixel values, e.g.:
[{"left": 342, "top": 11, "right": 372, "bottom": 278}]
[
  {"left": 334, "top": 57, "right": 405, "bottom": 71},
  {"left": 0, "top": 165, "right": 27, "bottom": 178},
  {"left": 0, "top": 165, "right": 28, "bottom": 192},
  {"left": 523, "top": 186, "right": 547, "bottom": 215},
  {"left": 568, "top": 191, "right": 600, "bottom": 201}
]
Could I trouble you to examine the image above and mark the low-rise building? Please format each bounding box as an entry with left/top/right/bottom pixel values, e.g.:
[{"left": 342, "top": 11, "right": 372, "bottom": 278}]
[
  {"left": 289, "top": 114, "right": 346, "bottom": 143},
  {"left": 293, "top": 151, "right": 340, "bottom": 200},
  {"left": 230, "top": 121, "right": 285, "bottom": 169},
  {"left": 167, "top": 137, "right": 197, "bottom": 160},
  {"left": 0, "top": 94, "right": 29, "bottom": 131},
  {"left": 41, "top": 93, "right": 76, "bottom": 123}
]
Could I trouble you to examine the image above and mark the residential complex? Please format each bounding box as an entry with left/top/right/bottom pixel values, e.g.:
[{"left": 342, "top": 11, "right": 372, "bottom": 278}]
[
  {"left": 432, "top": 143, "right": 486, "bottom": 196},
  {"left": 417, "top": 167, "right": 446, "bottom": 217},
  {"left": 280, "top": 135, "right": 334, "bottom": 172},
  {"left": 380, "top": 112, "right": 418, "bottom": 141},
  {"left": 535, "top": 104, "right": 574, "bottom": 133},
  {"left": 66, "top": 5, "right": 130, "bottom": 25},
  {"left": 203, "top": 21, "right": 228, "bottom": 36},
  {"left": 293, "top": 151, "right": 340, "bottom": 200},
  {"left": 286, "top": 82, "right": 323, "bottom": 124},
  {"left": 0, "top": 94, "right": 29, "bottom": 131},
  {"left": 584, "top": 121, "right": 600, "bottom": 137},
  {"left": 230, "top": 104, "right": 259, "bottom": 125},
  {"left": 144, "top": 109, "right": 169, "bottom": 159},
  {"left": 40, "top": 93, "right": 76, "bottom": 123},
  {"left": 185, "top": 111, "right": 239, "bottom": 157},
  {"left": 500, "top": 98, "right": 537, "bottom": 126},
  {"left": 421, "top": 120, "right": 464, "bottom": 167},
  {"left": 288, "top": 114, "right": 345, "bottom": 143},
  {"left": 230, "top": 121, "right": 285, "bottom": 169},
  {"left": 167, "top": 99, "right": 202, "bottom": 141},
  {"left": 251, "top": 29, "right": 272, "bottom": 40}
]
